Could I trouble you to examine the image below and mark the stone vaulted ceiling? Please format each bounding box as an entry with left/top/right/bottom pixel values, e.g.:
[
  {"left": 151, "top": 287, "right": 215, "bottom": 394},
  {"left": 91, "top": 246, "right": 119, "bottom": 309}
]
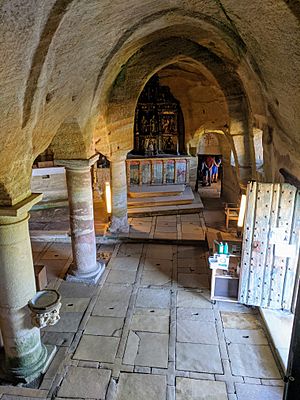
[{"left": 0, "top": 0, "right": 299, "bottom": 205}]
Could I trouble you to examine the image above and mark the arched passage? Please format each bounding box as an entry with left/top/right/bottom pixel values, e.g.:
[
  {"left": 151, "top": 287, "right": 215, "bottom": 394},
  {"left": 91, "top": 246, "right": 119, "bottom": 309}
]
[
  {"left": 94, "top": 36, "right": 260, "bottom": 229},
  {"left": 99, "top": 37, "right": 256, "bottom": 185}
]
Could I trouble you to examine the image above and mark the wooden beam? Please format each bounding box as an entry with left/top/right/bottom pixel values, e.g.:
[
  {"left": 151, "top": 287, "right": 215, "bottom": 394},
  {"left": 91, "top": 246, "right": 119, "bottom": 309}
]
[{"left": 279, "top": 168, "right": 300, "bottom": 190}]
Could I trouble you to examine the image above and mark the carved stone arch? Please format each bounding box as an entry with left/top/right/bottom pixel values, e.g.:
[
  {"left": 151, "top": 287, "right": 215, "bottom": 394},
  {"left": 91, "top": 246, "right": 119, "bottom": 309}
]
[
  {"left": 50, "top": 118, "right": 94, "bottom": 160},
  {"left": 101, "top": 37, "right": 255, "bottom": 184},
  {"left": 22, "top": 0, "right": 75, "bottom": 129}
]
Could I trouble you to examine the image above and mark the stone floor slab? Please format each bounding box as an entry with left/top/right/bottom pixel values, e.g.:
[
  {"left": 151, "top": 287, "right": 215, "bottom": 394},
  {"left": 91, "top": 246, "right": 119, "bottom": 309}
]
[
  {"left": 177, "top": 307, "right": 215, "bottom": 321},
  {"left": 178, "top": 257, "right": 207, "bottom": 270},
  {"left": 146, "top": 244, "right": 173, "bottom": 260},
  {"left": 177, "top": 247, "right": 205, "bottom": 259},
  {"left": 57, "top": 366, "right": 111, "bottom": 398},
  {"left": 224, "top": 328, "right": 268, "bottom": 345},
  {"left": 109, "top": 256, "right": 140, "bottom": 270},
  {"left": 228, "top": 344, "right": 281, "bottom": 378},
  {"left": 141, "top": 270, "right": 171, "bottom": 286},
  {"left": 180, "top": 214, "right": 200, "bottom": 221},
  {"left": 44, "top": 312, "right": 83, "bottom": 333},
  {"left": 235, "top": 383, "right": 283, "bottom": 400},
  {"left": 106, "top": 269, "right": 137, "bottom": 284},
  {"left": 181, "top": 224, "right": 203, "bottom": 234},
  {"left": 116, "top": 373, "right": 167, "bottom": 400},
  {"left": 117, "top": 243, "right": 143, "bottom": 256},
  {"left": 216, "top": 302, "right": 257, "bottom": 313},
  {"left": 155, "top": 225, "right": 177, "bottom": 233},
  {"left": 134, "top": 307, "right": 170, "bottom": 316},
  {"left": 93, "top": 284, "right": 131, "bottom": 317},
  {"left": 177, "top": 290, "right": 212, "bottom": 308},
  {"left": 74, "top": 335, "right": 119, "bottom": 363},
  {"left": 176, "top": 377, "right": 227, "bottom": 400},
  {"left": 143, "top": 258, "right": 172, "bottom": 271},
  {"left": 176, "top": 342, "right": 223, "bottom": 373},
  {"left": 153, "top": 232, "right": 177, "bottom": 240},
  {"left": 60, "top": 298, "right": 90, "bottom": 313},
  {"left": 136, "top": 288, "right": 170, "bottom": 308},
  {"left": 85, "top": 316, "right": 124, "bottom": 336},
  {"left": 178, "top": 273, "right": 209, "bottom": 289},
  {"left": 123, "top": 330, "right": 140, "bottom": 365},
  {"left": 31, "top": 241, "right": 48, "bottom": 252},
  {"left": 177, "top": 320, "right": 218, "bottom": 344},
  {"left": 58, "top": 282, "right": 97, "bottom": 298},
  {"left": 134, "top": 332, "right": 169, "bottom": 368},
  {"left": 130, "top": 314, "right": 169, "bottom": 333},
  {"left": 43, "top": 331, "right": 75, "bottom": 347},
  {"left": 221, "top": 312, "right": 262, "bottom": 330},
  {"left": 41, "top": 247, "right": 71, "bottom": 259}
]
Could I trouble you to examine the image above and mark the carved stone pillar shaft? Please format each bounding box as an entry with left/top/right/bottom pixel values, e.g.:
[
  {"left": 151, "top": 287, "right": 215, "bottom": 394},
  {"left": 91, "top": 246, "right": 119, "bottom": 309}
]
[
  {"left": 109, "top": 158, "right": 129, "bottom": 233},
  {"left": 0, "top": 194, "right": 47, "bottom": 382},
  {"left": 56, "top": 155, "right": 104, "bottom": 283}
]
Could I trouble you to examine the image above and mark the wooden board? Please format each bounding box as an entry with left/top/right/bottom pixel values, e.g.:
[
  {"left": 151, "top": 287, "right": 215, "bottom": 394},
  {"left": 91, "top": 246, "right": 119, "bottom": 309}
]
[{"left": 239, "top": 182, "right": 300, "bottom": 311}]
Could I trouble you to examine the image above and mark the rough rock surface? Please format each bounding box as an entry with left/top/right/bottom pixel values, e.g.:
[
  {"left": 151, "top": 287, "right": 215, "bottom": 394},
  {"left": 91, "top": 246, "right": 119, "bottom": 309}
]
[{"left": 0, "top": 1, "right": 299, "bottom": 204}]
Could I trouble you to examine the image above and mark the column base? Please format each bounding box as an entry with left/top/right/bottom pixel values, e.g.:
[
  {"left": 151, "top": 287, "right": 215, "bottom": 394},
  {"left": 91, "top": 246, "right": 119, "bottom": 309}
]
[
  {"left": 66, "top": 261, "right": 105, "bottom": 284},
  {"left": 109, "top": 215, "right": 130, "bottom": 233},
  {"left": 0, "top": 344, "right": 56, "bottom": 384}
]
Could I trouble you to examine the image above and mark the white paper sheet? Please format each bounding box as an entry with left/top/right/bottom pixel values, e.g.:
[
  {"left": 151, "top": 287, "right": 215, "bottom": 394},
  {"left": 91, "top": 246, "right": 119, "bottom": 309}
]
[{"left": 275, "top": 243, "right": 296, "bottom": 258}]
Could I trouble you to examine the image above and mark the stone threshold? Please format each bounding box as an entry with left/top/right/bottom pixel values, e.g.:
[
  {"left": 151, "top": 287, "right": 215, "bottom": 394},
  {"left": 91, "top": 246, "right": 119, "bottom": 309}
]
[{"left": 259, "top": 307, "right": 293, "bottom": 373}]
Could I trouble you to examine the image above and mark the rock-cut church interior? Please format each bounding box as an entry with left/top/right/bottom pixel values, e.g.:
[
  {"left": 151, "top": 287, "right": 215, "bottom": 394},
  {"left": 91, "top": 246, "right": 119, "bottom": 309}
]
[{"left": 0, "top": 1, "right": 300, "bottom": 400}]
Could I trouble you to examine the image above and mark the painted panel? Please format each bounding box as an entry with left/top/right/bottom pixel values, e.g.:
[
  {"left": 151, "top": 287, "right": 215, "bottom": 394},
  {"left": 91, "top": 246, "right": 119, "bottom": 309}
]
[
  {"left": 176, "top": 161, "right": 187, "bottom": 183},
  {"left": 141, "top": 162, "right": 151, "bottom": 184},
  {"left": 166, "top": 160, "right": 175, "bottom": 183},
  {"left": 130, "top": 162, "right": 140, "bottom": 185},
  {"left": 152, "top": 161, "right": 163, "bottom": 184}
]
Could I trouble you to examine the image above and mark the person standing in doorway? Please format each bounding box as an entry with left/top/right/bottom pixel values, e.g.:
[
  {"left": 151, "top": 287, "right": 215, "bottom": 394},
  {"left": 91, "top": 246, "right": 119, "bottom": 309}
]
[
  {"left": 211, "top": 157, "right": 221, "bottom": 183},
  {"left": 202, "top": 155, "right": 214, "bottom": 186}
]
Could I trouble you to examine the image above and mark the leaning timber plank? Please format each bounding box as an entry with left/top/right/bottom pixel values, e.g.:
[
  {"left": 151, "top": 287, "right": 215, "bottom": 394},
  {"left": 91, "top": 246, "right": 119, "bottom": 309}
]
[
  {"left": 269, "top": 185, "right": 297, "bottom": 310},
  {"left": 239, "top": 181, "right": 257, "bottom": 305},
  {"left": 249, "top": 182, "right": 273, "bottom": 306},
  {"left": 283, "top": 189, "right": 300, "bottom": 311},
  {"left": 261, "top": 183, "right": 281, "bottom": 308}
]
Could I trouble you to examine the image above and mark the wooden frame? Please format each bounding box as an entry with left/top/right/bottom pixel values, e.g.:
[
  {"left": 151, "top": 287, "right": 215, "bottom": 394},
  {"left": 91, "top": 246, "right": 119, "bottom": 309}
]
[{"left": 224, "top": 202, "right": 239, "bottom": 230}]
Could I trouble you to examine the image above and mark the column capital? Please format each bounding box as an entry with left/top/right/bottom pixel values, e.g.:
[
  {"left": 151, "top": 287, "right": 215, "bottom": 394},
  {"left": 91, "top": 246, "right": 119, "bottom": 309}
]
[
  {"left": 55, "top": 154, "right": 99, "bottom": 170},
  {"left": 0, "top": 193, "right": 43, "bottom": 219},
  {"left": 107, "top": 152, "right": 128, "bottom": 163}
]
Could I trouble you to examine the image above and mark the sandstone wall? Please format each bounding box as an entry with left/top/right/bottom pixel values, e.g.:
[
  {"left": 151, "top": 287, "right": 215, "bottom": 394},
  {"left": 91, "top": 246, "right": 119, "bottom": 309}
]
[{"left": 0, "top": 1, "right": 299, "bottom": 204}]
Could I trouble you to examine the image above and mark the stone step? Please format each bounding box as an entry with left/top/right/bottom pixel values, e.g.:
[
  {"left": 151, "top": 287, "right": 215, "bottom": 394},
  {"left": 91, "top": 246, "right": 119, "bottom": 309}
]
[
  {"left": 128, "top": 184, "right": 185, "bottom": 198},
  {"left": 127, "top": 189, "right": 204, "bottom": 217},
  {"left": 128, "top": 186, "right": 194, "bottom": 208}
]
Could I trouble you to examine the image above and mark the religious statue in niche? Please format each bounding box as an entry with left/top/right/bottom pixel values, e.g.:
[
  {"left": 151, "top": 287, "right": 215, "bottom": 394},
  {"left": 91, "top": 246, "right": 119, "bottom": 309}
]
[
  {"left": 144, "top": 137, "right": 157, "bottom": 156},
  {"left": 164, "top": 136, "right": 175, "bottom": 152},
  {"left": 150, "top": 115, "right": 157, "bottom": 134},
  {"left": 161, "top": 114, "right": 176, "bottom": 135},
  {"left": 162, "top": 117, "right": 170, "bottom": 134},
  {"left": 140, "top": 115, "right": 148, "bottom": 134}
]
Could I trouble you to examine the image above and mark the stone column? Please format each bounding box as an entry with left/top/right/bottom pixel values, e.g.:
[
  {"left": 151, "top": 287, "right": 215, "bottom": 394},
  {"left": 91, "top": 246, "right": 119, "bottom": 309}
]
[
  {"left": 109, "top": 157, "right": 129, "bottom": 233},
  {"left": 56, "top": 155, "right": 104, "bottom": 284},
  {"left": 0, "top": 194, "right": 48, "bottom": 383}
]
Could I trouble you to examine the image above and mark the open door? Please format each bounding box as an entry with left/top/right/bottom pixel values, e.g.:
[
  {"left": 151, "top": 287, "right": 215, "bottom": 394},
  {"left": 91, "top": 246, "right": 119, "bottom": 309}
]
[{"left": 239, "top": 181, "right": 300, "bottom": 311}]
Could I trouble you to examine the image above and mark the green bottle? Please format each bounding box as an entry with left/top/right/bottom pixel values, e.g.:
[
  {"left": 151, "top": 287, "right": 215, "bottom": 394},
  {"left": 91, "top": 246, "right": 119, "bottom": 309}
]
[
  {"left": 224, "top": 242, "right": 229, "bottom": 255},
  {"left": 218, "top": 242, "right": 224, "bottom": 254}
]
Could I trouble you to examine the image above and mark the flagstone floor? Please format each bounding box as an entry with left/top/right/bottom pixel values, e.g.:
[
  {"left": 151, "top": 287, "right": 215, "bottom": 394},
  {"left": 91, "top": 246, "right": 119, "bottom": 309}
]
[
  {"left": 0, "top": 241, "right": 284, "bottom": 400},
  {"left": 29, "top": 209, "right": 207, "bottom": 241}
]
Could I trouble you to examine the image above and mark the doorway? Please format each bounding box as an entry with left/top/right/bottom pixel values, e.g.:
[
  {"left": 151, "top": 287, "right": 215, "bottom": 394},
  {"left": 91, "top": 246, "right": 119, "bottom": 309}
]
[{"left": 195, "top": 154, "right": 222, "bottom": 198}]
